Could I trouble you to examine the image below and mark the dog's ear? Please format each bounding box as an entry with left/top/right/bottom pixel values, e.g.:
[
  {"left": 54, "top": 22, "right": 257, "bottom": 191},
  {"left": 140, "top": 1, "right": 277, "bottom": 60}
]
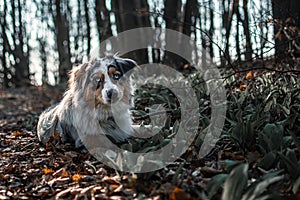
[
  {"left": 116, "top": 58, "right": 137, "bottom": 76},
  {"left": 68, "top": 62, "right": 89, "bottom": 88}
]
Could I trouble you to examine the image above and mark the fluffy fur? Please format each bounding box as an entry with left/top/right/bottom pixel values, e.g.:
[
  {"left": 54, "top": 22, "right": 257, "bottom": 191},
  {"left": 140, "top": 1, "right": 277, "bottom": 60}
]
[{"left": 37, "top": 56, "right": 137, "bottom": 148}]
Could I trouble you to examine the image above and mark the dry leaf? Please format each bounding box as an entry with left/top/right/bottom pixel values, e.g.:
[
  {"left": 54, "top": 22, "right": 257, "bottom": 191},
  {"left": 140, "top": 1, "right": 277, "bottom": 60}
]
[
  {"left": 12, "top": 131, "right": 21, "bottom": 136},
  {"left": 170, "top": 187, "right": 191, "bottom": 200},
  {"left": 239, "top": 84, "right": 247, "bottom": 90},
  {"left": 43, "top": 168, "right": 54, "bottom": 175},
  {"left": 53, "top": 168, "right": 69, "bottom": 178},
  {"left": 72, "top": 174, "right": 83, "bottom": 182},
  {"left": 246, "top": 71, "right": 253, "bottom": 80}
]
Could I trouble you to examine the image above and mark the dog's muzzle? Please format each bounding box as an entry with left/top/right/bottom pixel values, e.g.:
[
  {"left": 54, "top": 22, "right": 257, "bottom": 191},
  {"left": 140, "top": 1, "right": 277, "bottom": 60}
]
[{"left": 106, "top": 89, "right": 118, "bottom": 103}]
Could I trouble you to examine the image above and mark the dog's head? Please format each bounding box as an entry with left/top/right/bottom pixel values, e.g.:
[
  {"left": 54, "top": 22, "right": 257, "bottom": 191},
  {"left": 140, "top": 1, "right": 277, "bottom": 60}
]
[{"left": 69, "top": 56, "right": 137, "bottom": 108}]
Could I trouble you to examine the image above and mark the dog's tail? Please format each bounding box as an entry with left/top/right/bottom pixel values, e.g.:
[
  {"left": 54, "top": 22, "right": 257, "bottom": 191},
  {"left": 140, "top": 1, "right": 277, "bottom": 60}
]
[{"left": 37, "top": 104, "right": 61, "bottom": 144}]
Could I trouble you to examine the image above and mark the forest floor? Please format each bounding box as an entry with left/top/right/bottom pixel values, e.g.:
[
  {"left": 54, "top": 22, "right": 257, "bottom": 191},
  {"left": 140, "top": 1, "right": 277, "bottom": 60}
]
[{"left": 0, "top": 86, "right": 211, "bottom": 199}]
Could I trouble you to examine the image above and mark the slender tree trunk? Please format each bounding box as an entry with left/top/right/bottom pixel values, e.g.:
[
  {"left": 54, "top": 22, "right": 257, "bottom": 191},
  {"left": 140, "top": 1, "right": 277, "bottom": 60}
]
[
  {"left": 0, "top": 0, "right": 9, "bottom": 88},
  {"left": 208, "top": 0, "right": 215, "bottom": 59},
  {"left": 111, "top": 0, "right": 150, "bottom": 64},
  {"left": 163, "top": 0, "right": 183, "bottom": 69},
  {"left": 152, "top": 10, "right": 161, "bottom": 63},
  {"left": 111, "top": 0, "right": 123, "bottom": 33},
  {"left": 74, "top": 0, "right": 83, "bottom": 63},
  {"left": 15, "top": 0, "right": 30, "bottom": 87},
  {"left": 181, "top": 0, "right": 198, "bottom": 69},
  {"left": 53, "top": 0, "right": 72, "bottom": 83},
  {"left": 38, "top": 38, "right": 48, "bottom": 85},
  {"left": 95, "top": 0, "right": 113, "bottom": 56},
  {"left": 235, "top": 5, "right": 241, "bottom": 61},
  {"left": 182, "top": 0, "right": 198, "bottom": 37},
  {"left": 242, "top": 0, "right": 252, "bottom": 61},
  {"left": 84, "top": 0, "right": 91, "bottom": 59},
  {"left": 222, "top": 0, "right": 237, "bottom": 65},
  {"left": 199, "top": 5, "right": 207, "bottom": 69},
  {"left": 164, "top": 0, "right": 181, "bottom": 31}
]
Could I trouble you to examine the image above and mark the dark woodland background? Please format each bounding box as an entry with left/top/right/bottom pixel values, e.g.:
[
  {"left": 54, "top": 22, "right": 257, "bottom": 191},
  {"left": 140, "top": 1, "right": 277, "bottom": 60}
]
[{"left": 0, "top": 0, "right": 299, "bottom": 88}]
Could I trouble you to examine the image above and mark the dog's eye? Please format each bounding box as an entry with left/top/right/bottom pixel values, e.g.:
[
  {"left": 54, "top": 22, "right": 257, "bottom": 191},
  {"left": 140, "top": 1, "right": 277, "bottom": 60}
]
[
  {"left": 113, "top": 74, "right": 121, "bottom": 80},
  {"left": 94, "top": 77, "right": 102, "bottom": 89},
  {"left": 95, "top": 77, "right": 101, "bottom": 82}
]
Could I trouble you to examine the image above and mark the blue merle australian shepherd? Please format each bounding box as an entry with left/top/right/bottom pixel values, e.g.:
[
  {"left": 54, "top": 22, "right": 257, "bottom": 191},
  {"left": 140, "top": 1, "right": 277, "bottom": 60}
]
[{"left": 37, "top": 56, "right": 137, "bottom": 148}]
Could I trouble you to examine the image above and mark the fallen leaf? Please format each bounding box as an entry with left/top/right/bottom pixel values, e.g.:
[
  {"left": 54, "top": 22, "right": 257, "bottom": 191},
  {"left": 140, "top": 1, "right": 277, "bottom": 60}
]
[
  {"left": 72, "top": 174, "right": 83, "bottom": 182},
  {"left": 43, "top": 168, "right": 54, "bottom": 175},
  {"left": 246, "top": 71, "right": 253, "bottom": 80},
  {"left": 110, "top": 184, "right": 120, "bottom": 189},
  {"left": 53, "top": 168, "right": 69, "bottom": 178},
  {"left": 239, "top": 84, "right": 247, "bottom": 90},
  {"left": 12, "top": 131, "right": 21, "bottom": 136},
  {"left": 170, "top": 186, "right": 191, "bottom": 200}
]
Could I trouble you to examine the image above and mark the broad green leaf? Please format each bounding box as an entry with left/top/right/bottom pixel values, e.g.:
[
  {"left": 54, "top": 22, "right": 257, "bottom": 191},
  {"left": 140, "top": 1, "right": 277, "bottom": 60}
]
[
  {"left": 221, "top": 163, "right": 249, "bottom": 200},
  {"left": 263, "top": 123, "right": 284, "bottom": 150},
  {"left": 241, "top": 175, "right": 284, "bottom": 200},
  {"left": 293, "top": 176, "right": 300, "bottom": 194},
  {"left": 207, "top": 174, "right": 228, "bottom": 199},
  {"left": 258, "top": 151, "right": 276, "bottom": 170},
  {"left": 279, "top": 151, "right": 300, "bottom": 180}
]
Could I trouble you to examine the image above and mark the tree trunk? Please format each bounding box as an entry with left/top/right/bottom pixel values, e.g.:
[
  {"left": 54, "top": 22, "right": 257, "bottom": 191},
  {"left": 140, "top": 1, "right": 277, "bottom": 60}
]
[
  {"left": 163, "top": 0, "right": 183, "bottom": 69},
  {"left": 222, "top": 0, "right": 237, "bottom": 65},
  {"left": 208, "top": 0, "right": 215, "bottom": 59},
  {"left": 235, "top": 10, "right": 241, "bottom": 61},
  {"left": 53, "top": 0, "right": 72, "bottom": 84},
  {"left": 84, "top": 0, "right": 91, "bottom": 59},
  {"left": 95, "top": 0, "right": 113, "bottom": 56},
  {"left": 164, "top": 0, "right": 181, "bottom": 31},
  {"left": 74, "top": 0, "right": 83, "bottom": 63},
  {"left": 152, "top": 9, "right": 161, "bottom": 63},
  {"left": 111, "top": 0, "right": 150, "bottom": 64},
  {"left": 38, "top": 38, "right": 48, "bottom": 85},
  {"left": 182, "top": 0, "right": 198, "bottom": 37},
  {"left": 181, "top": 0, "right": 199, "bottom": 69},
  {"left": 242, "top": 0, "right": 252, "bottom": 61},
  {"left": 0, "top": 0, "right": 9, "bottom": 88}
]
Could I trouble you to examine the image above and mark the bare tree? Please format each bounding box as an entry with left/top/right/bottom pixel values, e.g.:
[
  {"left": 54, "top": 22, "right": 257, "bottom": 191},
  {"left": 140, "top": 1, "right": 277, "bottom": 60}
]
[
  {"left": 95, "top": 0, "right": 113, "bottom": 56},
  {"left": 51, "top": 0, "right": 72, "bottom": 84},
  {"left": 84, "top": 0, "right": 91, "bottom": 59},
  {"left": 0, "top": 0, "right": 10, "bottom": 88},
  {"left": 111, "top": 0, "right": 151, "bottom": 64},
  {"left": 163, "top": 0, "right": 183, "bottom": 69},
  {"left": 241, "top": 0, "right": 252, "bottom": 60},
  {"left": 208, "top": 0, "right": 215, "bottom": 59},
  {"left": 73, "top": 0, "right": 83, "bottom": 63},
  {"left": 221, "top": 0, "right": 237, "bottom": 65}
]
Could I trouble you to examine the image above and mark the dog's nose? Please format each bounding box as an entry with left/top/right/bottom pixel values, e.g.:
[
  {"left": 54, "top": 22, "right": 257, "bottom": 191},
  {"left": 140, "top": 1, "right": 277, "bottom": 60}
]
[{"left": 106, "top": 89, "right": 118, "bottom": 99}]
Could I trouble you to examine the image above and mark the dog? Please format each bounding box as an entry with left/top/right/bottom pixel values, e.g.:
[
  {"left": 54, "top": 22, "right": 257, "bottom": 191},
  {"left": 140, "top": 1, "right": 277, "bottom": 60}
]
[{"left": 37, "top": 56, "right": 137, "bottom": 148}]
